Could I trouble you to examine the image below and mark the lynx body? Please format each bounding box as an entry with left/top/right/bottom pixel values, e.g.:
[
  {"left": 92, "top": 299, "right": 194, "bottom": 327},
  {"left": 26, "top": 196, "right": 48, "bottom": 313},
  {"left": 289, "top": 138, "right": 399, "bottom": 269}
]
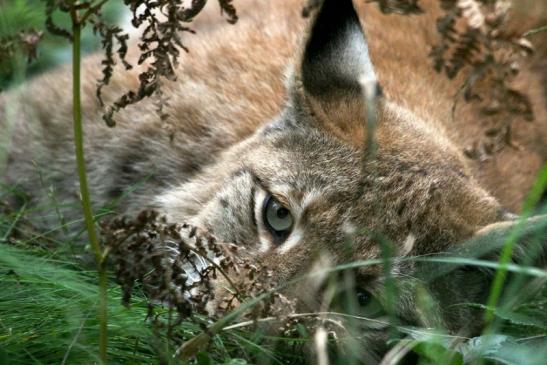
[{"left": 2, "top": 0, "right": 547, "bottom": 352}]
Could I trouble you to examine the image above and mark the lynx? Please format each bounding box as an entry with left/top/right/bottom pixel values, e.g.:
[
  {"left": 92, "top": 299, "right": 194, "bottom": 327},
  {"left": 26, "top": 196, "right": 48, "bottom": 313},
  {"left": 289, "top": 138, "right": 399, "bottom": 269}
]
[{"left": 1, "top": 0, "right": 546, "bottom": 356}]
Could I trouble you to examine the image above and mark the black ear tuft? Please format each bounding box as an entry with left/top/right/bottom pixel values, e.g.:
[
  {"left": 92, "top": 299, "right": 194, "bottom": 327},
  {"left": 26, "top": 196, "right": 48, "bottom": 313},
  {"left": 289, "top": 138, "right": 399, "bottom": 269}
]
[{"left": 301, "top": 0, "right": 376, "bottom": 97}]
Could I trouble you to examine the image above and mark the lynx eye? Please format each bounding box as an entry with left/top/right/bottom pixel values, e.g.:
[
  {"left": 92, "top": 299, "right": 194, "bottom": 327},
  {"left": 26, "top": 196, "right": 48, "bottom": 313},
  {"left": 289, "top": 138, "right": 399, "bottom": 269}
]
[
  {"left": 332, "top": 286, "right": 385, "bottom": 318},
  {"left": 356, "top": 289, "right": 384, "bottom": 317},
  {"left": 356, "top": 290, "right": 372, "bottom": 307},
  {"left": 263, "top": 194, "right": 294, "bottom": 242}
]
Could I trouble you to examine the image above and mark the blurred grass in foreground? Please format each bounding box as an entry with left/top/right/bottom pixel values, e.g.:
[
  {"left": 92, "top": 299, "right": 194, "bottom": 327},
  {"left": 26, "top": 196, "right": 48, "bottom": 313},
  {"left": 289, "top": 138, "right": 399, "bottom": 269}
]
[
  {"left": 0, "top": 201, "right": 546, "bottom": 364},
  {"left": 0, "top": 0, "right": 546, "bottom": 363}
]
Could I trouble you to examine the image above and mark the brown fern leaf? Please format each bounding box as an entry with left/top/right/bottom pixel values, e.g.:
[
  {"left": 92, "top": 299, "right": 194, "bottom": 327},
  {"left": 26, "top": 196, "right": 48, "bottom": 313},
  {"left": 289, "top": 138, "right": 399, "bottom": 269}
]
[{"left": 429, "top": 0, "right": 535, "bottom": 158}]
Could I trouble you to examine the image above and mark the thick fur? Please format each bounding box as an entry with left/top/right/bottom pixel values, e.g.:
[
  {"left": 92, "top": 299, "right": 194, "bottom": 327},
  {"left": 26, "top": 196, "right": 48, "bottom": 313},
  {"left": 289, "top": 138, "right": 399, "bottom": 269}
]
[{"left": 1, "top": 0, "right": 546, "bottom": 355}]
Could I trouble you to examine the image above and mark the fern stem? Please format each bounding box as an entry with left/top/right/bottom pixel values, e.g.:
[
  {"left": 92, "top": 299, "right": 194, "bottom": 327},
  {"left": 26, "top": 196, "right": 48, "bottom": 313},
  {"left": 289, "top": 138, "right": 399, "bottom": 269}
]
[{"left": 72, "top": 19, "right": 108, "bottom": 364}]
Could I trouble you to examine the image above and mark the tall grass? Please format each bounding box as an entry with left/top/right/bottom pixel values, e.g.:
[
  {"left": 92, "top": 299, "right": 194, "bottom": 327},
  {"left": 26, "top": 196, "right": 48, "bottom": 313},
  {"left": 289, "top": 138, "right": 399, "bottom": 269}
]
[
  {"left": 1, "top": 199, "right": 546, "bottom": 364},
  {"left": 1, "top": 1, "right": 546, "bottom": 364},
  {"left": 484, "top": 167, "right": 547, "bottom": 326},
  {"left": 0, "top": 244, "right": 158, "bottom": 364}
]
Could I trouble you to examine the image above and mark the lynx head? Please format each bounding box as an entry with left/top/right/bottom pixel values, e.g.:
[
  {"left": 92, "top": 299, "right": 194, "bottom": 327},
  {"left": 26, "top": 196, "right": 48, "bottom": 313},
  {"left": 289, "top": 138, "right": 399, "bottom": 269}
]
[{"left": 156, "top": 0, "right": 512, "bottom": 348}]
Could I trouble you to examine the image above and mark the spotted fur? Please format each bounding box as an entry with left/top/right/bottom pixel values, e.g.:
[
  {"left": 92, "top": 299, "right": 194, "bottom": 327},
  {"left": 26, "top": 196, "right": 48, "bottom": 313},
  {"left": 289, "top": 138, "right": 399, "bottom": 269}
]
[{"left": 1, "top": 0, "right": 546, "bottom": 353}]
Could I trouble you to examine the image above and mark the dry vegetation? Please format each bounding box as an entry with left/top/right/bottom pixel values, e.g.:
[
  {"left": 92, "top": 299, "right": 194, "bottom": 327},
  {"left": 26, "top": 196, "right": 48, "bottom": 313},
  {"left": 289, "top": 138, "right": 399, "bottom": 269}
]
[{"left": 1, "top": 0, "right": 546, "bottom": 364}]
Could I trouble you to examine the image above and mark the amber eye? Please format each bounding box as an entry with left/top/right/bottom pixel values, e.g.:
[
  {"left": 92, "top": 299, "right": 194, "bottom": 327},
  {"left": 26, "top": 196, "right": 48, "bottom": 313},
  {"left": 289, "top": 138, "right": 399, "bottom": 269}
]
[{"left": 262, "top": 194, "right": 294, "bottom": 242}]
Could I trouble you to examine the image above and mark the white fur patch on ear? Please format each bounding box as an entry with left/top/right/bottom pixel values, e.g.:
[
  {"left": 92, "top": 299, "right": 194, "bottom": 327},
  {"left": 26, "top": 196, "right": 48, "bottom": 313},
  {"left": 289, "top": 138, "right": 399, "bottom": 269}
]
[
  {"left": 301, "top": 0, "right": 376, "bottom": 96},
  {"left": 336, "top": 22, "right": 376, "bottom": 85}
]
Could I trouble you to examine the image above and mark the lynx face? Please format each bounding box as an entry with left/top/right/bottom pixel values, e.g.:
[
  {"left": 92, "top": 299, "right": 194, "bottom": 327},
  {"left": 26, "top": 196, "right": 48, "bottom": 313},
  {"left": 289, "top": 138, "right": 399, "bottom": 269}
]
[{"left": 154, "top": 0, "right": 510, "bottom": 338}]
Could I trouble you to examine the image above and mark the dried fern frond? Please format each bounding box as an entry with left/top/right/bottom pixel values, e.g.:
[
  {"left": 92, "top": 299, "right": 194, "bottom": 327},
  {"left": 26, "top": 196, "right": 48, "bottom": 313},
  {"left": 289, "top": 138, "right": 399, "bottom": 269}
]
[
  {"left": 0, "top": 29, "right": 43, "bottom": 78},
  {"left": 91, "top": 19, "right": 132, "bottom": 108},
  {"left": 103, "top": 210, "right": 293, "bottom": 330},
  {"left": 365, "top": 0, "right": 537, "bottom": 159},
  {"left": 430, "top": 0, "right": 535, "bottom": 159},
  {"left": 367, "top": 0, "right": 423, "bottom": 14},
  {"left": 101, "top": 0, "right": 238, "bottom": 127}
]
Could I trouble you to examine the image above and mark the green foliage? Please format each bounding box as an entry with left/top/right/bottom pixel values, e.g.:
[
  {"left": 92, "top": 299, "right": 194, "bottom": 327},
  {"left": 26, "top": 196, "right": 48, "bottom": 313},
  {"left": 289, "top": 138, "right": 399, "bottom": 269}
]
[
  {"left": 0, "top": 244, "right": 159, "bottom": 363},
  {"left": 0, "top": 0, "right": 43, "bottom": 37},
  {"left": 0, "top": 172, "right": 545, "bottom": 364},
  {"left": 3, "top": 208, "right": 546, "bottom": 364},
  {"left": 0, "top": 0, "right": 546, "bottom": 364},
  {"left": 459, "top": 335, "right": 547, "bottom": 365},
  {"left": 0, "top": 0, "right": 124, "bottom": 88}
]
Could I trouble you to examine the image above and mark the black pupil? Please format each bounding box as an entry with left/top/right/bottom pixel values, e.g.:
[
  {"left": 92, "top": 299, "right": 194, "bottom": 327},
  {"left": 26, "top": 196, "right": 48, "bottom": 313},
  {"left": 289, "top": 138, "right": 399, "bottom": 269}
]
[
  {"left": 277, "top": 207, "right": 289, "bottom": 219},
  {"left": 356, "top": 291, "right": 370, "bottom": 306}
]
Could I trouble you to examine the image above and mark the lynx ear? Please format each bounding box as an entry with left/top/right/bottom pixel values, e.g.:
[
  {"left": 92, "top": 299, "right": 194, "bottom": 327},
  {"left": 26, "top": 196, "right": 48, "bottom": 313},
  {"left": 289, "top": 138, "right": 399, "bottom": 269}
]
[
  {"left": 301, "top": 0, "right": 375, "bottom": 96},
  {"left": 294, "top": 0, "right": 379, "bottom": 145}
]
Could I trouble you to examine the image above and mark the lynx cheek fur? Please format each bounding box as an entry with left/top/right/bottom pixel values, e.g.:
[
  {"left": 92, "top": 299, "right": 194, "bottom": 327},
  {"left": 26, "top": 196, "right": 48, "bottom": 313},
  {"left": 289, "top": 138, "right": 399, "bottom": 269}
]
[{"left": 2, "top": 0, "right": 546, "bottom": 350}]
